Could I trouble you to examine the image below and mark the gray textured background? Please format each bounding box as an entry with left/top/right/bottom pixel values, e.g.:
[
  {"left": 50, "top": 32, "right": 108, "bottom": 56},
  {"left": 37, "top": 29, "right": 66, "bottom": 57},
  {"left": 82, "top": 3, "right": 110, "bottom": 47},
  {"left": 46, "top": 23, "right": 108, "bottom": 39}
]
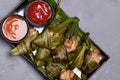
[{"left": 0, "top": 0, "right": 120, "bottom": 80}]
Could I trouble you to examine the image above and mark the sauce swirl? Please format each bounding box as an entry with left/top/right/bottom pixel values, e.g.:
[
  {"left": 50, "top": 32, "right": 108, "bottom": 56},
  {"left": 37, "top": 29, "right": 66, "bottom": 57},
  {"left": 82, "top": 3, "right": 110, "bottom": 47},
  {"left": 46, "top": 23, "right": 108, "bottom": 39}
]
[{"left": 2, "top": 15, "right": 28, "bottom": 42}]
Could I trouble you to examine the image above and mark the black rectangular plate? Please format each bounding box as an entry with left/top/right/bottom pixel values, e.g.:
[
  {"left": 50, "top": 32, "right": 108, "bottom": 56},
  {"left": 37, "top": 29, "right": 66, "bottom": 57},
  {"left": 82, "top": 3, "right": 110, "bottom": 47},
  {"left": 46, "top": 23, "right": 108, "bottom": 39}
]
[{"left": 0, "top": 0, "right": 110, "bottom": 80}]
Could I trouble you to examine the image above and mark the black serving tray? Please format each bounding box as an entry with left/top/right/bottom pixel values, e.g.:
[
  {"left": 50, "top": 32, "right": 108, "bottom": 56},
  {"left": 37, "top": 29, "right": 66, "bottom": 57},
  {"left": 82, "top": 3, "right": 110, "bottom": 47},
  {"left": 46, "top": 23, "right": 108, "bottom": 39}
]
[{"left": 0, "top": 0, "right": 110, "bottom": 80}]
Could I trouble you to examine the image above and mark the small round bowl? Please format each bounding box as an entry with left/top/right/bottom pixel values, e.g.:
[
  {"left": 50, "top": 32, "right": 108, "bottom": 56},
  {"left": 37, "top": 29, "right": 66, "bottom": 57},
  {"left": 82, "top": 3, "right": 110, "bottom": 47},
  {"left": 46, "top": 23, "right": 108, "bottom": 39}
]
[
  {"left": 25, "top": 0, "right": 54, "bottom": 27},
  {"left": 1, "top": 15, "right": 29, "bottom": 43}
]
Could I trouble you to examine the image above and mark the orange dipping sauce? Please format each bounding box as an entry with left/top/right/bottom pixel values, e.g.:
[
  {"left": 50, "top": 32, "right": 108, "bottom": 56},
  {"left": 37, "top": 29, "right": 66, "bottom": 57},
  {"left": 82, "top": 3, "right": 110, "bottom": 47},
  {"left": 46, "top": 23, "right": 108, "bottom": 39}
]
[{"left": 2, "top": 15, "right": 28, "bottom": 42}]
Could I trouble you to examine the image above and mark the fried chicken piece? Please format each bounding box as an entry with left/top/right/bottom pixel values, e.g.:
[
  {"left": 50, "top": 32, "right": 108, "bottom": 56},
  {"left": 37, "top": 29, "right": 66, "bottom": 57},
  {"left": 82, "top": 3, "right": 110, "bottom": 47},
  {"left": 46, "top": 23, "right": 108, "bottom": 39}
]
[
  {"left": 90, "top": 48, "right": 100, "bottom": 63},
  {"left": 60, "top": 69, "right": 75, "bottom": 80},
  {"left": 64, "top": 36, "right": 77, "bottom": 52}
]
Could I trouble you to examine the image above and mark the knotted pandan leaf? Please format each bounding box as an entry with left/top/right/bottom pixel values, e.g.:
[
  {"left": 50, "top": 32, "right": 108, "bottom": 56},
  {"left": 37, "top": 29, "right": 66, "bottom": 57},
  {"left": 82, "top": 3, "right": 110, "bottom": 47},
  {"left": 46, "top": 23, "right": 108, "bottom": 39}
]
[
  {"left": 81, "top": 49, "right": 100, "bottom": 74},
  {"left": 51, "top": 44, "right": 68, "bottom": 63},
  {"left": 10, "top": 28, "right": 39, "bottom": 55},
  {"left": 46, "top": 63, "right": 66, "bottom": 80}
]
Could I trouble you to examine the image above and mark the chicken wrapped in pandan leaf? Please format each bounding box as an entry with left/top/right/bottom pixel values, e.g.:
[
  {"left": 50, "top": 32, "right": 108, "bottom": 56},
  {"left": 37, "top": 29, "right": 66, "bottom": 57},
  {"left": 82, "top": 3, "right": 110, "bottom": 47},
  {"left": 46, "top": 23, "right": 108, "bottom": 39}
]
[
  {"left": 64, "top": 22, "right": 87, "bottom": 66},
  {"left": 81, "top": 48, "right": 100, "bottom": 74},
  {"left": 68, "top": 33, "right": 89, "bottom": 69},
  {"left": 51, "top": 44, "right": 68, "bottom": 63},
  {"left": 70, "top": 44, "right": 88, "bottom": 69},
  {"left": 65, "top": 36, "right": 83, "bottom": 66},
  {"left": 60, "top": 69, "right": 87, "bottom": 80},
  {"left": 64, "top": 21, "right": 90, "bottom": 50},
  {"left": 64, "top": 36, "right": 78, "bottom": 53},
  {"left": 60, "top": 69, "right": 75, "bottom": 80},
  {"left": 10, "top": 28, "right": 39, "bottom": 55},
  {"left": 33, "top": 17, "right": 79, "bottom": 50},
  {"left": 35, "top": 48, "right": 51, "bottom": 61},
  {"left": 46, "top": 63, "right": 66, "bottom": 80},
  {"left": 34, "top": 48, "right": 51, "bottom": 67},
  {"left": 67, "top": 49, "right": 80, "bottom": 67}
]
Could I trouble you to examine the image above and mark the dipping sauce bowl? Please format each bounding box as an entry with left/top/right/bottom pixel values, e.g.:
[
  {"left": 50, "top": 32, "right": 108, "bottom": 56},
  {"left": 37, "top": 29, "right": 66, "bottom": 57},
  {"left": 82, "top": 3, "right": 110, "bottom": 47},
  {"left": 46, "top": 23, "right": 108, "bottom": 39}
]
[
  {"left": 25, "top": 0, "right": 54, "bottom": 27},
  {"left": 1, "top": 15, "right": 29, "bottom": 43}
]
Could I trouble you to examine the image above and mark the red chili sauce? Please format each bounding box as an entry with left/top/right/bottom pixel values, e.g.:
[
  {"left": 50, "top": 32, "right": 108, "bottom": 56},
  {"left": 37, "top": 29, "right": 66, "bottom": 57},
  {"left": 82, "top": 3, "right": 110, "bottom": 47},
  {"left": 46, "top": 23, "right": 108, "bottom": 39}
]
[
  {"left": 2, "top": 16, "right": 28, "bottom": 42},
  {"left": 26, "top": 0, "right": 52, "bottom": 26}
]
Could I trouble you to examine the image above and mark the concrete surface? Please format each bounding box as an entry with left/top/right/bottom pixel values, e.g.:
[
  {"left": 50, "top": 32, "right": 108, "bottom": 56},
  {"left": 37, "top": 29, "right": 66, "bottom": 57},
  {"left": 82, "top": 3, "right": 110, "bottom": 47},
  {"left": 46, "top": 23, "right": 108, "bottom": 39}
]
[{"left": 0, "top": 0, "right": 120, "bottom": 80}]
